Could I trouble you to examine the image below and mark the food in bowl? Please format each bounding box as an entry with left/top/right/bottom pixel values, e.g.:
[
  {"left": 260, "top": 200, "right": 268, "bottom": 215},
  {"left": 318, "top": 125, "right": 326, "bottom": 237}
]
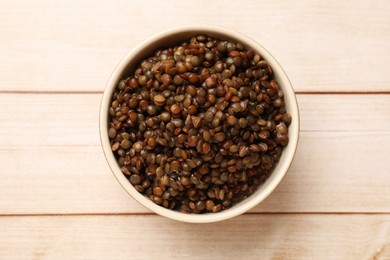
[{"left": 107, "top": 34, "right": 291, "bottom": 214}]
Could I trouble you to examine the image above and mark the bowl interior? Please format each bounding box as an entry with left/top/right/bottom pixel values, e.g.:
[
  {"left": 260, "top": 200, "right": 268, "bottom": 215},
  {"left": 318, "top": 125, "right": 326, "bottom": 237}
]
[{"left": 100, "top": 26, "right": 299, "bottom": 223}]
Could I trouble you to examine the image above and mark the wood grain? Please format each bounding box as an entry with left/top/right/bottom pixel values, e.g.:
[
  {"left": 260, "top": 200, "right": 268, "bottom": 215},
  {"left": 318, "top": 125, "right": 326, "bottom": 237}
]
[
  {"left": 0, "top": 215, "right": 389, "bottom": 259},
  {"left": 1, "top": 94, "right": 389, "bottom": 147},
  {"left": 0, "top": 93, "right": 99, "bottom": 147},
  {"left": 0, "top": 0, "right": 389, "bottom": 92}
]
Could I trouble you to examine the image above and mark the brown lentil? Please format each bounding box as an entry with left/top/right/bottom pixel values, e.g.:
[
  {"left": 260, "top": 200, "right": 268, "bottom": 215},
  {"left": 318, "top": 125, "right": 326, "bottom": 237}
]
[
  {"left": 108, "top": 35, "right": 291, "bottom": 214},
  {"left": 227, "top": 115, "right": 238, "bottom": 126},
  {"left": 153, "top": 95, "right": 166, "bottom": 106},
  {"left": 170, "top": 104, "right": 181, "bottom": 115}
]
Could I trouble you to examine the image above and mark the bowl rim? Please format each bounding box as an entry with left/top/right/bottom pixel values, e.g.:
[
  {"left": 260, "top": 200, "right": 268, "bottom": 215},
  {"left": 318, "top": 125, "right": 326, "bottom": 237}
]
[{"left": 99, "top": 25, "right": 300, "bottom": 223}]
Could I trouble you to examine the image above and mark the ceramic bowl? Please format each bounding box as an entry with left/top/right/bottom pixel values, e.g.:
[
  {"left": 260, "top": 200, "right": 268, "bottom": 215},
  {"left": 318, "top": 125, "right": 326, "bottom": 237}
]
[{"left": 100, "top": 26, "right": 299, "bottom": 223}]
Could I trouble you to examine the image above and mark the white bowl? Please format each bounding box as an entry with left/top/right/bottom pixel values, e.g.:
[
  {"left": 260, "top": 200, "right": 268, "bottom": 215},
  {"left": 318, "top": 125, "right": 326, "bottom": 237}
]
[{"left": 100, "top": 26, "right": 299, "bottom": 223}]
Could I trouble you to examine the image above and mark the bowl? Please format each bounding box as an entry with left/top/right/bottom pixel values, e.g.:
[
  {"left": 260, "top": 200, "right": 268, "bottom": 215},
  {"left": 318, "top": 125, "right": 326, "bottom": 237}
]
[{"left": 100, "top": 25, "right": 299, "bottom": 223}]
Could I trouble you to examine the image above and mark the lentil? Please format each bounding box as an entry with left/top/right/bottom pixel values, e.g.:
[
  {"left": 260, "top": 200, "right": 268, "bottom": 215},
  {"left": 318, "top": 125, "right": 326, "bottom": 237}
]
[{"left": 108, "top": 35, "right": 291, "bottom": 214}]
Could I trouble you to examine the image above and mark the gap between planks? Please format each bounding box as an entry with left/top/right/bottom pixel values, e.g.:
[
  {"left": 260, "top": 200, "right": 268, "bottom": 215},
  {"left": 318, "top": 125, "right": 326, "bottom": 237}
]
[
  {"left": 1, "top": 212, "right": 390, "bottom": 218},
  {"left": 0, "top": 90, "right": 390, "bottom": 95}
]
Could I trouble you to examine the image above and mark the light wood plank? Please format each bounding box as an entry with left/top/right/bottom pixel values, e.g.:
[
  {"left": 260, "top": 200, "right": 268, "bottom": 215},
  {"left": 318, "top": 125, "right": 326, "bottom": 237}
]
[
  {"left": 0, "top": 131, "right": 389, "bottom": 214},
  {"left": 0, "top": 215, "right": 389, "bottom": 259},
  {"left": 1, "top": 94, "right": 389, "bottom": 147},
  {"left": 298, "top": 94, "right": 390, "bottom": 132},
  {"left": 0, "top": 0, "right": 389, "bottom": 92},
  {"left": 0, "top": 94, "right": 99, "bottom": 146}
]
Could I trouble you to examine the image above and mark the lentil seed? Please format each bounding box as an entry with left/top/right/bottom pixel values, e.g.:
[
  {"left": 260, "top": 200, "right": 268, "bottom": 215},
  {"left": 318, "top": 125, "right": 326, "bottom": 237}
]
[
  {"left": 214, "top": 132, "right": 226, "bottom": 142},
  {"left": 120, "top": 139, "right": 131, "bottom": 149},
  {"left": 154, "top": 95, "right": 166, "bottom": 106},
  {"left": 170, "top": 104, "right": 181, "bottom": 115},
  {"left": 129, "top": 174, "right": 141, "bottom": 185},
  {"left": 227, "top": 115, "right": 238, "bottom": 126},
  {"left": 108, "top": 128, "right": 117, "bottom": 138}
]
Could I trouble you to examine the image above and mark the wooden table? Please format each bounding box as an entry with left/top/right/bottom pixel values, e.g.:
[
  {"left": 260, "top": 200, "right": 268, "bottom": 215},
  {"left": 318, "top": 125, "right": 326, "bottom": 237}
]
[{"left": 1, "top": 1, "right": 389, "bottom": 259}]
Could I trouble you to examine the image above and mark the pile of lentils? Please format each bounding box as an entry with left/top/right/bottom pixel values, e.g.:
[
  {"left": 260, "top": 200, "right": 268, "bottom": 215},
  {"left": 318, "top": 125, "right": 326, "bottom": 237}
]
[{"left": 108, "top": 35, "right": 291, "bottom": 214}]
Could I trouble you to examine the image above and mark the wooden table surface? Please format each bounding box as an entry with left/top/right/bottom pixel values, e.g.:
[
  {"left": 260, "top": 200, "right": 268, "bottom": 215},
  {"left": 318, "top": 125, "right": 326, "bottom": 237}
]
[{"left": 1, "top": 1, "right": 389, "bottom": 259}]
